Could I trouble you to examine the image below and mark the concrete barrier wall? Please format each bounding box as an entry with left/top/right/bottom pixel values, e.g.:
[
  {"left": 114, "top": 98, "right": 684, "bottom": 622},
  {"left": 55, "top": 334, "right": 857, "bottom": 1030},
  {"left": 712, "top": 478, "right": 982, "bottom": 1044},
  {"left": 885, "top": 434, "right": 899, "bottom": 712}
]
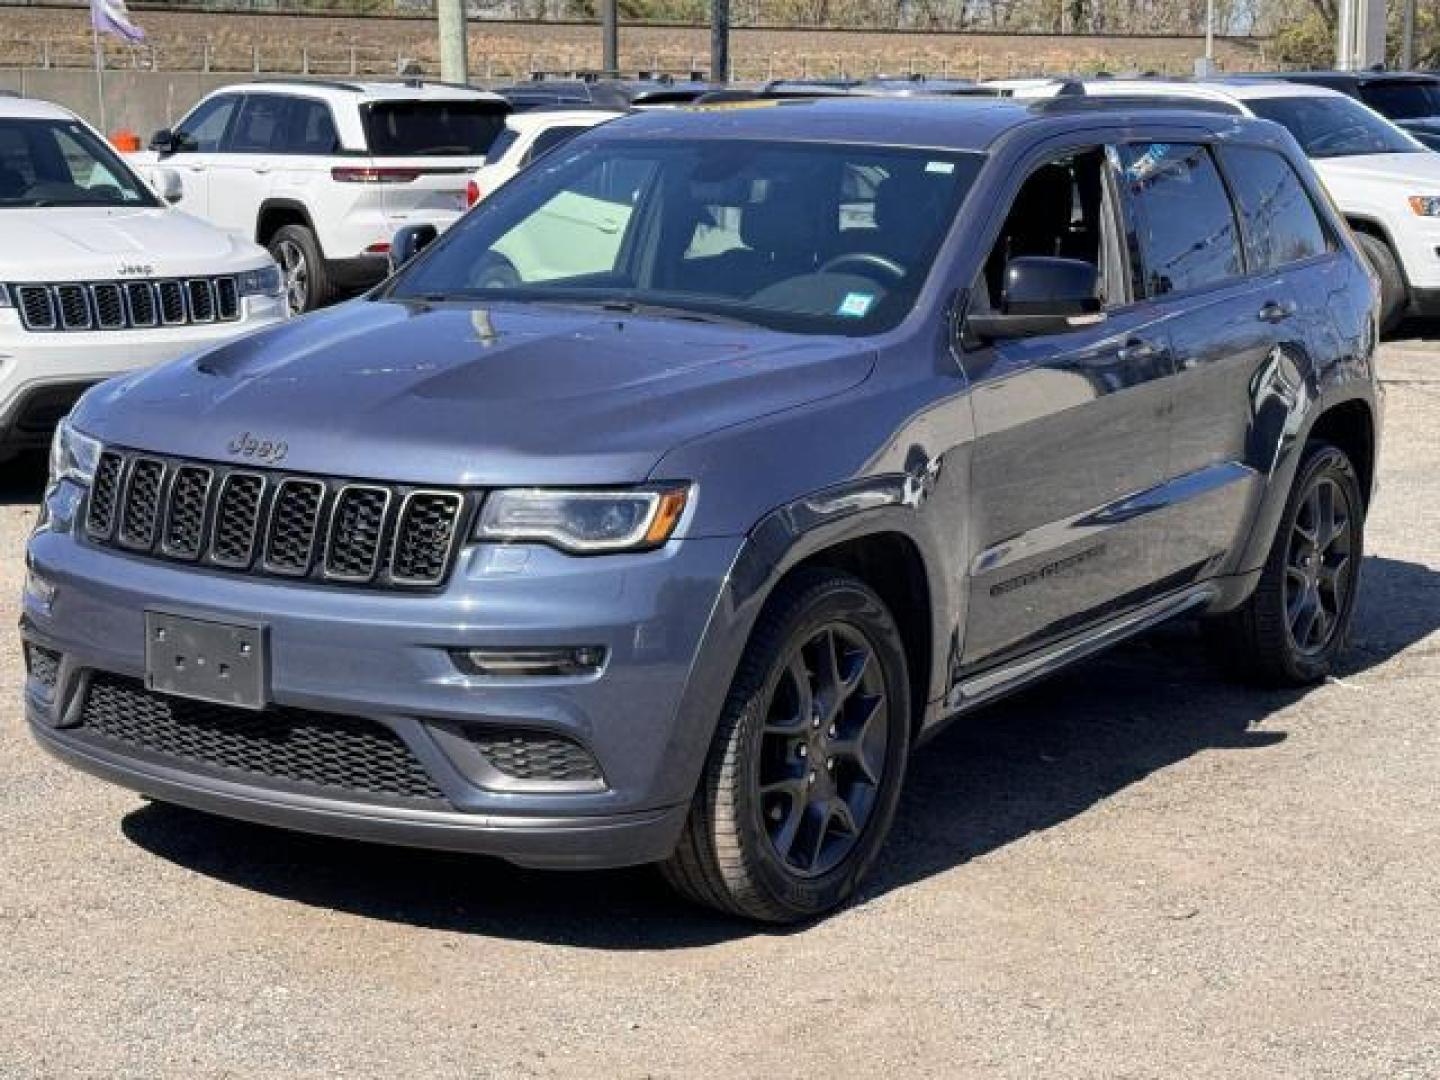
[{"left": 0, "top": 69, "right": 241, "bottom": 136}]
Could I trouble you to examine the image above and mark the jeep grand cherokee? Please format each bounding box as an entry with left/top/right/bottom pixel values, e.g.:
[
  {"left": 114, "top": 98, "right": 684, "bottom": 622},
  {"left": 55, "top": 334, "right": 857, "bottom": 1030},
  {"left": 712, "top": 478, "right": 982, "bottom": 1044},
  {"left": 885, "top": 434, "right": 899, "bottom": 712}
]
[{"left": 22, "top": 97, "right": 1380, "bottom": 921}]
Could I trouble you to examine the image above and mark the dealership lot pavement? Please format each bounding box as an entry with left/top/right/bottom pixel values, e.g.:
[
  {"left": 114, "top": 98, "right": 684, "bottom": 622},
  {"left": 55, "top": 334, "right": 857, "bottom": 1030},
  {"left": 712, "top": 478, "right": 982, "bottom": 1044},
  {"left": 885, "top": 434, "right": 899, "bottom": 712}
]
[{"left": 2, "top": 341, "right": 1438, "bottom": 1079}]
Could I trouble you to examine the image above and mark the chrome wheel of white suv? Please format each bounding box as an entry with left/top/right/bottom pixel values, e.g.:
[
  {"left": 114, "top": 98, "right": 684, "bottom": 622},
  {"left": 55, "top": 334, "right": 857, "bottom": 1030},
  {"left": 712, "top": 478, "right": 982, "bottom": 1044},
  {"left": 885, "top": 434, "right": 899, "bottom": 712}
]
[{"left": 275, "top": 237, "right": 309, "bottom": 316}]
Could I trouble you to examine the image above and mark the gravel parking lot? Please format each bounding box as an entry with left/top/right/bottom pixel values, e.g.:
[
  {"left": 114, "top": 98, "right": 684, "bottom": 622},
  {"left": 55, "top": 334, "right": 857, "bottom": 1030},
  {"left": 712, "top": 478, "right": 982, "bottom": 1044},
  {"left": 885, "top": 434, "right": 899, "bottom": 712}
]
[{"left": 1, "top": 341, "right": 1437, "bottom": 1079}]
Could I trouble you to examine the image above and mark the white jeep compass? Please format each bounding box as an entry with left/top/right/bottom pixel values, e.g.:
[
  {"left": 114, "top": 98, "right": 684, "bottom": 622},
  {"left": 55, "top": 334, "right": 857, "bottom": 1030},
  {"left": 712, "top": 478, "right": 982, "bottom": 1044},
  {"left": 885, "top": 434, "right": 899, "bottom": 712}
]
[{"left": 0, "top": 95, "right": 287, "bottom": 461}]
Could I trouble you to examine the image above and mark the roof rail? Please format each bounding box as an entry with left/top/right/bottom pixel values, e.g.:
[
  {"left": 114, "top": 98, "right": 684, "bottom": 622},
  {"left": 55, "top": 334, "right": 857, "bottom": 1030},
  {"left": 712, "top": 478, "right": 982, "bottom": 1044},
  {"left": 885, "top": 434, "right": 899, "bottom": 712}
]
[
  {"left": 1030, "top": 94, "right": 1243, "bottom": 116},
  {"left": 243, "top": 76, "right": 366, "bottom": 93}
]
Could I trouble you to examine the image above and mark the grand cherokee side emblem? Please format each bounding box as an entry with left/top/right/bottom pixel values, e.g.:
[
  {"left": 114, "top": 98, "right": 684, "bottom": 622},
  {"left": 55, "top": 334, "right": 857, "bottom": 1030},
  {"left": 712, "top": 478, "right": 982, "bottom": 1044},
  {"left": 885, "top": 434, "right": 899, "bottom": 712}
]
[{"left": 228, "top": 431, "right": 289, "bottom": 465}]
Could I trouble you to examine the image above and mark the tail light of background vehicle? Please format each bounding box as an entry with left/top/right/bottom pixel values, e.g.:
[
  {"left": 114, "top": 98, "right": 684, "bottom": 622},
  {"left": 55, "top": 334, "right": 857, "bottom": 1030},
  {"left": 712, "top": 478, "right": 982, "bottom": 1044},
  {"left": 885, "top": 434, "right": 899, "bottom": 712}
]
[{"left": 466, "top": 179, "right": 481, "bottom": 207}]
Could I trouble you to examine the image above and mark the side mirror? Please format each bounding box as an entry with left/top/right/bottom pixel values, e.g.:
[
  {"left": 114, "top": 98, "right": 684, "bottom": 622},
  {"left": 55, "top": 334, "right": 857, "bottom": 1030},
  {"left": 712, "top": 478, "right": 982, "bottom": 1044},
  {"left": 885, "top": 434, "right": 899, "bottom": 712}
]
[
  {"left": 389, "top": 223, "right": 439, "bottom": 272},
  {"left": 149, "top": 128, "right": 178, "bottom": 155},
  {"left": 152, "top": 168, "right": 184, "bottom": 204},
  {"left": 967, "top": 256, "right": 1104, "bottom": 341}
]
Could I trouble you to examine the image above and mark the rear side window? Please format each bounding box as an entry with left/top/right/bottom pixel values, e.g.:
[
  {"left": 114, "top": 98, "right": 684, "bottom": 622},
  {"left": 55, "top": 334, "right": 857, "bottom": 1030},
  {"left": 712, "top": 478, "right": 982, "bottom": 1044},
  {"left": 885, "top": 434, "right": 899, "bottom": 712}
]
[
  {"left": 229, "top": 95, "right": 291, "bottom": 153},
  {"left": 485, "top": 126, "right": 520, "bottom": 165},
  {"left": 1118, "top": 142, "right": 1243, "bottom": 296},
  {"left": 286, "top": 98, "right": 339, "bottom": 154},
  {"left": 363, "top": 101, "right": 507, "bottom": 157},
  {"left": 524, "top": 125, "right": 586, "bottom": 165},
  {"left": 1219, "top": 145, "right": 1330, "bottom": 270}
]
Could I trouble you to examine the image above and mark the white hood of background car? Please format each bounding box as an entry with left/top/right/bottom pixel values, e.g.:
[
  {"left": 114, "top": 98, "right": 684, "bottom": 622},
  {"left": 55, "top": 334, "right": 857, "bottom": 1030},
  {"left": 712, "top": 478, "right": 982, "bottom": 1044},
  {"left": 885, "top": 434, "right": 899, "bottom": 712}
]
[{"left": 0, "top": 206, "right": 268, "bottom": 281}]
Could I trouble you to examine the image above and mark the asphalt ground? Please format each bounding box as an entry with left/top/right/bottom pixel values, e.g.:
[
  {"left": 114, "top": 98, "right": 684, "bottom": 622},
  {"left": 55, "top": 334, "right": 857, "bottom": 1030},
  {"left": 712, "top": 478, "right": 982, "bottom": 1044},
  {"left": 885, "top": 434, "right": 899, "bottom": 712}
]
[{"left": 1, "top": 339, "right": 1437, "bottom": 1078}]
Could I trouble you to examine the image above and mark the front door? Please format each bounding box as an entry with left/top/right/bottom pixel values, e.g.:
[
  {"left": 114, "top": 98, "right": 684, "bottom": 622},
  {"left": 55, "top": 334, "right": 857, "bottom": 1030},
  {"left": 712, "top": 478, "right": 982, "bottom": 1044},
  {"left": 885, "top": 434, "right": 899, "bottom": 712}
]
[{"left": 960, "top": 143, "right": 1179, "bottom": 668}]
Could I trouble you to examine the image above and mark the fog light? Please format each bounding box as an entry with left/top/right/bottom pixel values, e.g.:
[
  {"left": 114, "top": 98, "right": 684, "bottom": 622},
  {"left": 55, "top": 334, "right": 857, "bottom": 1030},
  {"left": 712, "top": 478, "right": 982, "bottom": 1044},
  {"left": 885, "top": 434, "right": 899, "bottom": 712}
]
[
  {"left": 455, "top": 646, "right": 607, "bottom": 678},
  {"left": 23, "top": 566, "right": 55, "bottom": 613}
]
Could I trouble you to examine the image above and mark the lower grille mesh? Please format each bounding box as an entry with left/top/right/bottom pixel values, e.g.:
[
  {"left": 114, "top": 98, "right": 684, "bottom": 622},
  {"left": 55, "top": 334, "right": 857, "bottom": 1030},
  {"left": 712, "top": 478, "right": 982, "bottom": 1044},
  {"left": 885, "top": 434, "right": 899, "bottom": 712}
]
[
  {"left": 25, "top": 644, "right": 61, "bottom": 689},
  {"left": 472, "top": 731, "right": 602, "bottom": 782},
  {"left": 80, "top": 675, "right": 448, "bottom": 804}
]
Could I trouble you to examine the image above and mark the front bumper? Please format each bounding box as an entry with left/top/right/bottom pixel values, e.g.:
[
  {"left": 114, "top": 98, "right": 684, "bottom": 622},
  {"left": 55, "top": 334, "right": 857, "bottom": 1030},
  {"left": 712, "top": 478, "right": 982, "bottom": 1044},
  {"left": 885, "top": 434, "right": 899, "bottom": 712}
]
[
  {"left": 0, "top": 302, "right": 286, "bottom": 451},
  {"left": 22, "top": 503, "right": 745, "bottom": 869}
]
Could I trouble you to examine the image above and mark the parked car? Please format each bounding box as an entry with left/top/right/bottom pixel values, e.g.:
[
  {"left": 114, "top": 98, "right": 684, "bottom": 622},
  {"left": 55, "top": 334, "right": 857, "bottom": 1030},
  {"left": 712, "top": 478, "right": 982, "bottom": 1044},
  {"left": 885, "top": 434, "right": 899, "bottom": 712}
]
[
  {"left": 23, "top": 97, "right": 1379, "bottom": 922},
  {"left": 469, "top": 107, "right": 624, "bottom": 205},
  {"left": 0, "top": 94, "right": 286, "bottom": 462},
  {"left": 131, "top": 79, "right": 510, "bottom": 314},
  {"left": 495, "top": 74, "right": 712, "bottom": 112},
  {"left": 1003, "top": 77, "right": 1440, "bottom": 330},
  {"left": 1254, "top": 69, "right": 1440, "bottom": 151}
]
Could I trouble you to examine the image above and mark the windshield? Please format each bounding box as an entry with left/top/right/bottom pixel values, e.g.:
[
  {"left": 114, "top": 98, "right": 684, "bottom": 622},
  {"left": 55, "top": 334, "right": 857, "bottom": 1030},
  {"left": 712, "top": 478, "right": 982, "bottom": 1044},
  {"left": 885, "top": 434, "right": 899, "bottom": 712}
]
[
  {"left": 1248, "top": 95, "right": 1422, "bottom": 158},
  {"left": 363, "top": 100, "right": 508, "bottom": 157},
  {"left": 0, "top": 118, "right": 159, "bottom": 209},
  {"left": 387, "top": 138, "right": 983, "bottom": 335},
  {"left": 1359, "top": 80, "right": 1440, "bottom": 120}
]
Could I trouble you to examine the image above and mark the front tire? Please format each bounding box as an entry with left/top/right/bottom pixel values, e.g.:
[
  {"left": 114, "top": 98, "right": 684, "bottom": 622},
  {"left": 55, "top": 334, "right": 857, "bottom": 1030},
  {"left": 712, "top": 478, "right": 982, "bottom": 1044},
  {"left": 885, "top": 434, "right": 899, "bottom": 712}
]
[
  {"left": 1354, "top": 231, "right": 1406, "bottom": 335},
  {"left": 1206, "top": 441, "right": 1364, "bottom": 686},
  {"left": 661, "top": 569, "right": 911, "bottom": 923}
]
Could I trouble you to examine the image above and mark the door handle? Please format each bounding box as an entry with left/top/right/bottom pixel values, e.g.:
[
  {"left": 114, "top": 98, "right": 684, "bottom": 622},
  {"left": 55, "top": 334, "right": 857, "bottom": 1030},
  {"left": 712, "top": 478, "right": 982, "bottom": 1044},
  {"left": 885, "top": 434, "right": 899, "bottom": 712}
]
[
  {"left": 254, "top": 161, "right": 272, "bottom": 175},
  {"left": 1258, "top": 299, "right": 1298, "bottom": 323}
]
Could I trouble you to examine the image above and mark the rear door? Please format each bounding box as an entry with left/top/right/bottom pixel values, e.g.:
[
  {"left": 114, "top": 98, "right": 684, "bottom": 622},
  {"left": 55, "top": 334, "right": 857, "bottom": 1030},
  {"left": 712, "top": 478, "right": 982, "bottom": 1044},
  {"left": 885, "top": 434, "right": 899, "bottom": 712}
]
[
  {"left": 1114, "top": 139, "right": 1311, "bottom": 582},
  {"left": 360, "top": 97, "right": 509, "bottom": 228}
]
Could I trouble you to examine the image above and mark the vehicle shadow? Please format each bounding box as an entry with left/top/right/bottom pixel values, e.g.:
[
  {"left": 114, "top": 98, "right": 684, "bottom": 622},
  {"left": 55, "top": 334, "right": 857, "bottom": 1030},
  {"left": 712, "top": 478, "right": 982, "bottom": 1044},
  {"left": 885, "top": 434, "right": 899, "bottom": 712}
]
[
  {"left": 120, "top": 553, "right": 1440, "bottom": 949},
  {"left": 0, "top": 451, "right": 46, "bottom": 506}
]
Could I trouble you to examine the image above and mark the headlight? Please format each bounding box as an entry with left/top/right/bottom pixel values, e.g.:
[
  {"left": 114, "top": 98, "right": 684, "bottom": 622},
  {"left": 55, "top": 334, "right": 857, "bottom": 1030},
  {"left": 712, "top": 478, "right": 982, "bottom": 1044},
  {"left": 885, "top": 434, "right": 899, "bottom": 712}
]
[
  {"left": 238, "top": 264, "right": 283, "bottom": 298},
  {"left": 1409, "top": 195, "right": 1440, "bottom": 216},
  {"left": 476, "top": 485, "right": 690, "bottom": 554},
  {"left": 48, "top": 419, "right": 102, "bottom": 487}
]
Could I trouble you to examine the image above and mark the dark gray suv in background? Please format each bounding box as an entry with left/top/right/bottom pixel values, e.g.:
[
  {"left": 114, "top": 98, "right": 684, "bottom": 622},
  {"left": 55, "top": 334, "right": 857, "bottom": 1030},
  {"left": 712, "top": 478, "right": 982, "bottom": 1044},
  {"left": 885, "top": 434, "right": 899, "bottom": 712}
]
[{"left": 23, "top": 97, "right": 1380, "bottom": 921}]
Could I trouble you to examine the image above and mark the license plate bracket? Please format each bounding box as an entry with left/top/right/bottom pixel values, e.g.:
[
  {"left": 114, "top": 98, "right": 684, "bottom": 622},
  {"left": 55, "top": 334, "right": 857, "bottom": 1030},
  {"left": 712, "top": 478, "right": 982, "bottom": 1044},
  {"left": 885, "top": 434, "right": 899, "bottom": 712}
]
[{"left": 144, "top": 611, "right": 268, "bottom": 710}]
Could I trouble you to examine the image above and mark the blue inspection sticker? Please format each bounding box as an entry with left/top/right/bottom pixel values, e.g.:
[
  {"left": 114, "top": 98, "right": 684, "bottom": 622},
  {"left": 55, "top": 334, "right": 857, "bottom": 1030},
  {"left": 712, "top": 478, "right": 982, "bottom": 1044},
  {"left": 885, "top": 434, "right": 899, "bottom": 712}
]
[{"left": 837, "top": 292, "right": 875, "bottom": 318}]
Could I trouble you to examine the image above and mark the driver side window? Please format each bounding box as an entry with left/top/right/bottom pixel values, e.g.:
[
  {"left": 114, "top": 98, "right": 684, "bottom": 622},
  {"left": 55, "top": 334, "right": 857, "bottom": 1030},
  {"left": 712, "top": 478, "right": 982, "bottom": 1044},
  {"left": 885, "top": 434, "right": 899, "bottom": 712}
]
[
  {"left": 175, "top": 95, "right": 239, "bottom": 154},
  {"left": 977, "top": 146, "right": 1129, "bottom": 316}
]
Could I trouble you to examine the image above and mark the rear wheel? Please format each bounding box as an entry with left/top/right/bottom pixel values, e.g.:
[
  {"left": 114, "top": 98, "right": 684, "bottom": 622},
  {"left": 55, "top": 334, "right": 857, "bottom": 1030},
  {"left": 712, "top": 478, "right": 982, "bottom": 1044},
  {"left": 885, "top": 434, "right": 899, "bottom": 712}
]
[
  {"left": 268, "top": 224, "right": 336, "bottom": 315},
  {"left": 1354, "top": 231, "right": 1406, "bottom": 335},
  {"left": 1206, "top": 441, "right": 1363, "bottom": 686},
  {"left": 661, "top": 569, "right": 911, "bottom": 923}
]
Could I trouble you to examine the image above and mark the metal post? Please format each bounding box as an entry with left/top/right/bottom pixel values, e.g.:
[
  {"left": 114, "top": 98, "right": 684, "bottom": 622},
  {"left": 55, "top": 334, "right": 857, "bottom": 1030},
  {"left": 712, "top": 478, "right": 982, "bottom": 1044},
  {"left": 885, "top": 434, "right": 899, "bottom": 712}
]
[
  {"left": 438, "top": 0, "right": 468, "bottom": 84},
  {"left": 711, "top": 0, "right": 730, "bottom": 84},
  {"left": 601, "top": 0, "right": 617, "bottom": 75},
  {"left": 1402, "top": 0, "right": 1416, "bottom": 69}
]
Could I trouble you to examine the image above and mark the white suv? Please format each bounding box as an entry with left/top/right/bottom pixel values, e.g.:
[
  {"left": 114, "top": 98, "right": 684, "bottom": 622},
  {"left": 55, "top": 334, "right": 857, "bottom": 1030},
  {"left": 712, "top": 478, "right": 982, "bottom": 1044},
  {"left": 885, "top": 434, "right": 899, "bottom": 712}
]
[
  {"left": 470, "top": 107, "right": 624, "bottom": 203},
  {"left": 133, "top": 79, "right": 510, "bottom": 313},
  {"left": 0, "top": 94, "right": 286, "bottom": 462},
  {"left": 1001, "top": 77, "right": 1440, "bottom": 330}
]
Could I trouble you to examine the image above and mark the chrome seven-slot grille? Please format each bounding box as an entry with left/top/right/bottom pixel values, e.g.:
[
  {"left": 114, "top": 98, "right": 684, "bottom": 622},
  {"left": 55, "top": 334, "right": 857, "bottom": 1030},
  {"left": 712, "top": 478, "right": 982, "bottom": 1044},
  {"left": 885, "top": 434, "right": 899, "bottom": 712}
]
[
  {"left": 85, "top": 449, "right": 468, "bottom": 588},
  {"left": 12, "top": 277, "right": 240, "bottom": 332}
]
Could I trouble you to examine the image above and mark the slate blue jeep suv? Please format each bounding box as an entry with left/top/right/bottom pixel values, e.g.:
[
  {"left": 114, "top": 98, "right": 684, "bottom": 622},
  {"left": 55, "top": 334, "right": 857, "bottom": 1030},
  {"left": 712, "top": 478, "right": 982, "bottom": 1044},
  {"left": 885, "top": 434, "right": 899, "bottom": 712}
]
[{"left": 22, "top": 97, "right": 1380, "bottom": 921}]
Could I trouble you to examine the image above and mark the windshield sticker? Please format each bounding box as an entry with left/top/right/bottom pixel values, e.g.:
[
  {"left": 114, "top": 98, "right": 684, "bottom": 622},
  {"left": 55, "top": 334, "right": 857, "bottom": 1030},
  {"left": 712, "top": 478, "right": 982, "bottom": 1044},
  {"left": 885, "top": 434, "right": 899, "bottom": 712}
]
[
  {"left": 838, "top": 292, "right": 875, "bottom": 318},
  {"left": 925, "top": 160, "right": 956, "bottom": 174}
]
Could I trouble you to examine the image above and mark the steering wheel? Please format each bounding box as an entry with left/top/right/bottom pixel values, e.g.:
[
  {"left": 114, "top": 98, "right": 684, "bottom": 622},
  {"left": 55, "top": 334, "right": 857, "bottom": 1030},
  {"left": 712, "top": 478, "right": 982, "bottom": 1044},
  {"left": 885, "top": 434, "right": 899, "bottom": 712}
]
[{"left": 817, "top": 252, "right": 906, "bottom": 281}]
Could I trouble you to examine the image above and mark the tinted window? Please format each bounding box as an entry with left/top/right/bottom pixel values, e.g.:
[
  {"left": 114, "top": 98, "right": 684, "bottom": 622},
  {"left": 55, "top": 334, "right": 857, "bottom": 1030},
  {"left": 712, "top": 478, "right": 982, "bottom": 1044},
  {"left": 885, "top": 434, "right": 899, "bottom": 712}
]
[
  {"left": 1359, "top": 80, "right": 1440, "bottom": 120},
  {"left": 1247, "top": 95, "right": 1420, "bottom": 158},
  {"left": 0, "top": 119, "right": 157, "bottom": 208},
  {"left": 1219, "top": 146, "right": 1330, "bottom": 270},
  {"left": 363, "top": 101, "right": 507, "bottom": 157},
  {"left": 287, "top": 98, "right": 339, "bottom": 154},
  {"left": 525, "top": 125, "right": 586, "bottom": 165},
  {"left": 390, "top": 139, "right": 983, "bottom": 336},
  {"left": 1119, "top": 142, "right": 1243, "bottom": 296},
  {"left": 229, "top": 95, "right": 291, "bottom": 153},
  {"left": 175, "top": 94, "right": 239, "bottom": 153},
  {"left": 485, "top": 126, "right": 520, "bottom": 165}
]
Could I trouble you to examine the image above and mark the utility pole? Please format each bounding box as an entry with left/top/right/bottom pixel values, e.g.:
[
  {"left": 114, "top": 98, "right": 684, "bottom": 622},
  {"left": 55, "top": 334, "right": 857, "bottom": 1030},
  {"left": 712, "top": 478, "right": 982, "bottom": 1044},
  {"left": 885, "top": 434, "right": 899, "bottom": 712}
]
[
  {"left": 602, "top": 0, "right": 618, "bottom": 75},
  {"left": 1402, "top": 0, "right": 1416, "bottom": 69},
  {"left": 711, "top": 0, "right": 730, "bottom": 83},
  {"left": 438, "top": 0, "right": 468, "bottom": 84}
]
